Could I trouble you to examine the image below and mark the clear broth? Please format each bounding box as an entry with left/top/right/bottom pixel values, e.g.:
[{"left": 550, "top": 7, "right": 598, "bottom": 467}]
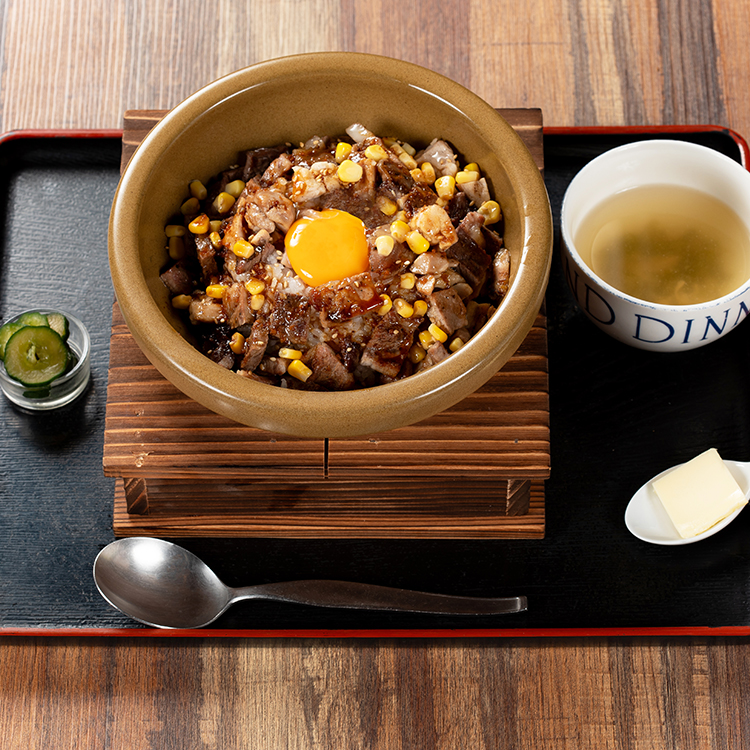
[{"left": 574, "top": 185, "right": 750, "bottom": 305}]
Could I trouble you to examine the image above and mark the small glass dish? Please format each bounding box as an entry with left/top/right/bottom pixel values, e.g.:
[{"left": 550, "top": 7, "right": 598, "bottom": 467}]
[{"left": 0, "top": 310, "right": 91, "bottom": 410}]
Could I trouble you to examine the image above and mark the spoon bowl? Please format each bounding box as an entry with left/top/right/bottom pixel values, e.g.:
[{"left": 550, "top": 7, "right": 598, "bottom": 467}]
[
  {"left": 94, "top": 537, "right": 234, "bottom": 628},
  {"left": 624, "top": 459, "right": 750, "bottom": 545},
  {"left": 93, "top": 537, "right": 527, "bottom": 629}
]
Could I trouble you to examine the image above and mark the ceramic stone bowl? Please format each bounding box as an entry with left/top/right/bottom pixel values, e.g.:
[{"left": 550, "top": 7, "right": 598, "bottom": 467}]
[{"left": 108, "top": 53, "right": 552, "bottom": 438}]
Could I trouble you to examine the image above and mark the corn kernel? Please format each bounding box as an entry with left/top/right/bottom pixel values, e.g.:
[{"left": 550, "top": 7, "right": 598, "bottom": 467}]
[
  {"left": 390, "top": 220, "right": 410, "bottom": 243},
  {"left": 230, "top": 332, "right": 245, "bottom": 354},
  {"left": 209, "top": 220, "right": 222, "bottom": 232},
  {"left": 244, "top": 278, "right": 266, "bottom": 295},
  {"left": 171, "top": 294, "right": 191, "bottom": 309},
  {"left": 188, "top": 213, "right": 210, "bottom": 234},
  {"left": 428, "top": 323, "right": 448, "bottom": 343},
  {"left": 232, "top": 239, "right": 255, "bottom": 258},
  {"left": 449, "top": 337, "right": 465, "bottom": 353},
  {"left": 287, "top": 359, "right": 312, "bottom": 382},
  {"left": 181, "top": 197, "right": 200, "bottom": 215},
  {"left": 434, "top": 175, "right": 456, "bottom": 199},
  {"left": 409, "top": 344, "right": 426, "bottom": 363},
  {"left": 410, "top": 168, "right": 426, "bottom": 184},
  {"left": 398, "top": 152, "right": 418, "bottom": 170},
  {"left": 250, "top": 293, "right": 265, "bottom": 311},
  {"left": 378, "top": 294, "right": 393, "bottom": 315},
  {"left": 413, "top": 299, "right": 428, "bottom": 317},
  {"left": 335, "top": 142, "right": 352, "bottom": 162},
  {"left": 456, "top": 170, "right": 479, "bottom": 185},
  {"left": 393, "top": 298, "right": 414, "bottom": 318},
  {"left": 213, "top": 191, "right": 236, "bottom": 214},
  {"left": 209, "top": 231, "right": 222, "bottom": 248},
  {"left": 375, "top": 235, "right": 395, "bottom": 257},
  {"left": 406, "top": 230, "right": 430, "bottom": 255},
  {"left": 337, "top": 159, "right": 363, "bottom": 183},
  {"left": 225, "top": 179, "right": 246, "bottom": 198},
  {"left": 478, "top": 200, "right": 502, "bottom": 225},
  {"left": 365, "top": 144, "right": 389, "bottom": 161},
  {"left": 420, "top": 162, "right": 437, "bottom": 184},
  {"left": 190, "top": 180, "right": 207, "bottom": 200},
  {"left": 419, "top": 330, "right": 434, "bottom": 348},
  {"left": 464, "top": 162, "right": 480, "bottom": 173},
  {"left": 278, "top": 347, "right": 303, "bottom": 360},
  {"left": 168, "top": 235, "right": 185, "bottom": 260},
  {"left": 165, "top": 224, "right": 186, "bottom": 237},
  {"left": 399, "top": 272, "right": 416, "bottom": 289},
  {"left": 376, "top": 195, "right": 398, "bottom": 216},
  {"left": 206, "top": 284, "right": 225, "bottom": 298}
]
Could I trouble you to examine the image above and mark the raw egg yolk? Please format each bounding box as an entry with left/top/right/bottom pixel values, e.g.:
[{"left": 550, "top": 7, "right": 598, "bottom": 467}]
[{"left": 285, "top": 209, "right": 369, "bottom": 287}]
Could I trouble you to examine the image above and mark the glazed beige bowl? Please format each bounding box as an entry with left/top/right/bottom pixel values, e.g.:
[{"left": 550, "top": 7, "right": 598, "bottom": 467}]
[{"left": 108, "top": 53, "right": 552, "bottom": 438}]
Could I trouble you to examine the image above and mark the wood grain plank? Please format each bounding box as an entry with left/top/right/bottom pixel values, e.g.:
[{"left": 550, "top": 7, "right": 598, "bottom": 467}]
[
  {"left": 112, "top": 478, "right": 545, "bottom": 539},
  {"left": 4, "top": 635, "right": 750, "bottom": 750},
  {"left": 118, "top": 109, "right": 165, "bottom": 171},
  {"left": 3, "top": 1, "right": 747, "bottom": 139},
  {"left": 118, "top": 107, "right": 545, "bottom": 171},
  {"left": 655, "top": 0, "right": 727, "bottom": 125},
  {"left": 339, "top": 0, "right": 471, "bottom": 89}
]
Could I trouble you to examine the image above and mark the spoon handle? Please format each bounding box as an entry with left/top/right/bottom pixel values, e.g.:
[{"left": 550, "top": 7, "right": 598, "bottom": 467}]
[{"left": 234, "top": 580, "right": 526, "bottom": 615}]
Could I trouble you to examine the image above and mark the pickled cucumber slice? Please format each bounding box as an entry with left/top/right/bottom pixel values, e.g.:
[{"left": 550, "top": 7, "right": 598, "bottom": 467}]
[
  {"left": 46, "top": 312, "right": 69, "bottom": 340},
  {"left": 3, "top": 326, "right": 69, "bottom": 386},
  {"left": 16, "top": 311, "right": 49, "bottom": 328},
  {"left": 0, "top": 321, "right": 24, "bottom": 360}
]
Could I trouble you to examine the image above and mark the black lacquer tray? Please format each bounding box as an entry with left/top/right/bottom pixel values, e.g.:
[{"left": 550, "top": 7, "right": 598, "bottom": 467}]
[{"left": 2, "top": 126, "right": 749, "bottom": 637}]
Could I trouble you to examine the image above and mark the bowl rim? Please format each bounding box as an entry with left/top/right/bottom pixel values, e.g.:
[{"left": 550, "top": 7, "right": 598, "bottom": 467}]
[{"left": 109, "top": 52, "right": 553, "bottom": 437}]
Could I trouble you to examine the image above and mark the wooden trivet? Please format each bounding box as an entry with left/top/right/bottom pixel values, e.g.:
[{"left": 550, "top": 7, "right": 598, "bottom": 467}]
[{"left": 104, "top": 108, "right": 549, "bottom": 539}]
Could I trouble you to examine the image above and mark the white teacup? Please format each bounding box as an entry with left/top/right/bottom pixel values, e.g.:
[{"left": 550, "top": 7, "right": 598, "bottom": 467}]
[{"left": 560, "top": 139, "right": 750, "bottom": 351}]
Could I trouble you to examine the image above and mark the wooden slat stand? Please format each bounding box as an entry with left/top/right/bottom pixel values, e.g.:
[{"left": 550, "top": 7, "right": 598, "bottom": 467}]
[{"left": 104, "top": 109, "right": 549, "bottom": 539}]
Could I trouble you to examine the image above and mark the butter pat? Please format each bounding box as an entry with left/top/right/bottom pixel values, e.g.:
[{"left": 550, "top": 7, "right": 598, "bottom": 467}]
[{"left": 651, "top": 448, "right": 747, "bottom": 538}]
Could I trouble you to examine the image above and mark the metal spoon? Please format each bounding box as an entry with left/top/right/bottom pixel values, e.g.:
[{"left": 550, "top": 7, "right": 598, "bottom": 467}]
[{"left": 93, "top": 537, "right": 527, "bottom": 628}]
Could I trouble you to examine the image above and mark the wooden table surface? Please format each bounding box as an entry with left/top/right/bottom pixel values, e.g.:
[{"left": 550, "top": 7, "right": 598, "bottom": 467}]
[{"left": 2, "top": 1, "right": 750, "bottom": 748}]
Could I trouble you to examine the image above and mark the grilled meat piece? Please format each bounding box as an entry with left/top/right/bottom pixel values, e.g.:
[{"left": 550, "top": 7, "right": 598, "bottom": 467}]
[
  {"left": 360, "top": 310, "right": 420, "bottom": 379},
  {"left": 427, "top": 287, "right": 468, "bottom": 335},
  {"left": 305, "top": 342, "right": 355, "bottom": 390}
]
